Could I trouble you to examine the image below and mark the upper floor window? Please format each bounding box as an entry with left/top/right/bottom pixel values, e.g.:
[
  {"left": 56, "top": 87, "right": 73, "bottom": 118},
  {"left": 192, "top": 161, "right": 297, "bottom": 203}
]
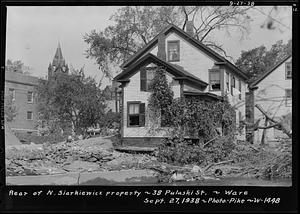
[
  {"left": 27, "top": 111, "right": 33, "bottom": 120},
  {"left": 167, "top": 41, "right": 180, "bottom": 62},
  {"left": 140, "top": 67, "right": 156, "bottom": 91},
  {"left": 127, "top": 102, "right": 145, "bottom": 127},
  {"left": 285, "top": 62, "right": 292, "bottom": 79},
  {"left": 226, "top": 72, "right": 230, "bottom": 92},
  {"left": 27, "top": 91, "right": 33, "bottom": 103},
  {"left": 9, "top": 88, "right": 15, "bottom": 101},
  {"left": 231, "top": 75, "right": 235, "bottom": 96},
  {"left": 209, "top": 69, "right": 221, "bottom": 91}
]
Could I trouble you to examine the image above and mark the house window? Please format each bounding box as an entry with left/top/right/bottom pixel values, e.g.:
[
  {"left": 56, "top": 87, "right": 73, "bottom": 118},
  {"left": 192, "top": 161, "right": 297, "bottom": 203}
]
[
  {"left": 167, "top": 41, "right": 180, "bottom": 62},
  {"left": 238, "top": 79, "right": 242, "bottom": 100},
  {"left": 8, "top": 88, "right": 15, "bottom": 101},
  {"left": 27, "top": 91, "right": 33, "bottom": 103},
  {"left": 226, "top": 72, "right": 230, "bottom": 92},
  {"left": 231, "top": 75, "right": 235, "bottom": 96},
  {"left": 209, "top": 70, "right": 221, "bottom": 91},
  {"left": 140, "top": 67, "right": 156, "bottom": 91},
  {"left": 127, "top": 102, "right": 145, "bottom": 127},
  {"left": 286, "top": 89, "right": 292, "bottom": 99},
  {"left": 285, "top": 89, "right": 292, "bottom": 106},
  {"left": 27, "top": 111, "right": 33, "bottom": 120},
  {"left": 285, "top": 62, "right": 292, "bottom": 79}
]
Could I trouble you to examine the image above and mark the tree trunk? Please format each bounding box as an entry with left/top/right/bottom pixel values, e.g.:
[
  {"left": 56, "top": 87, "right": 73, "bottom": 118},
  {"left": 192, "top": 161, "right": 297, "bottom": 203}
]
[{"left": 261, "top": 117, "right": 268, "bottom": 145}]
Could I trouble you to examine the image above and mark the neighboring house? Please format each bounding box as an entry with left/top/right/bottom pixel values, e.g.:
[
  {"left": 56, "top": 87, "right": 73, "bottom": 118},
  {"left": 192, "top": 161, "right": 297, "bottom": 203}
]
[
  {"left": 114, "top": 22, "right": 248, "bottom": 144},
  {"left": 248, "top": 55, "right": 292, "bottom": 143},
  {"left": 5, "top": 70, "right": 39, "bottom": 134}
]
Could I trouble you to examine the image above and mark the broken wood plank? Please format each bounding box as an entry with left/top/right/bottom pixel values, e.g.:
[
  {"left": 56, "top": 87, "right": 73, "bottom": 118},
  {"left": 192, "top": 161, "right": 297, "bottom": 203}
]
[{"left": 204, "top": 159, "right": 234, "bottom": 172}]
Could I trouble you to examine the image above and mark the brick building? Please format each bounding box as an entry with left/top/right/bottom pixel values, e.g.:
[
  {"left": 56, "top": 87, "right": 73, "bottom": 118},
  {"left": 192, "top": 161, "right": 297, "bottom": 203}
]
[{"left": 5, "top": 70, "right": 39, "bottom": 134}]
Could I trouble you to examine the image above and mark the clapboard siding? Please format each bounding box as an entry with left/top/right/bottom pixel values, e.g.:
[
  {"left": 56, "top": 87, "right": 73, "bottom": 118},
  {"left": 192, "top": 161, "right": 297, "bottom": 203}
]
[
  {"left": 123, "top": 69, "right": 180, "bottom": 137},
  {"left": 253, "top": 57, "right": 292, "bottom": 143}
]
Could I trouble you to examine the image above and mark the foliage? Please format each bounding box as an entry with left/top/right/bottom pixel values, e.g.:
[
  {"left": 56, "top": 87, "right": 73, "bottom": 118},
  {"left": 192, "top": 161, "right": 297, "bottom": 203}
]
[
  {"left": 148, "top": 67, "right": 174, "bottom": 127},
  {"left": 236, "top": 39, "right": 292, "bottom": 83},
  {"left": 157, "top": 138, "right": 206, "bottom": 165},
  {"left": 4, "top": 94, "right": 17, "bottom": 122},
  {"left": 157, "top": 135, "right": 236, "bottom": 166},
  {"left": 84, "top": 6, "right": 252, "bottom": 79},
  {"left": 98, "top": 111, "right": 121, "bottom": 129},
  {"left": 6, "top": 59, "right": 31, "bottom": 74},
  {"left": 169, "top": 97, "right": 236, "bottom": 142},
  {"left": 37, "top": 72, "right": 106, "bottom": 135}
]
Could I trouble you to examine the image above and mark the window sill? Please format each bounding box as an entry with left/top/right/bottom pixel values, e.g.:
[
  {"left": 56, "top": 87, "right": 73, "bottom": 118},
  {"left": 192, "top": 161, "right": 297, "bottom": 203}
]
[
  {"left": 168, "top": 59, "right": 180, "bottom": 62},
  {"left": 127, "top": 125, "right": 143, "bottom": 128}
]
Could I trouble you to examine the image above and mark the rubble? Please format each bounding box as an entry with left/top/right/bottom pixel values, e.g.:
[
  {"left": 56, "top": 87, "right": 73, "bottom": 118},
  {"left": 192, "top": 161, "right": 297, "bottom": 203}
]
[
  {"left": 5, "top": 136, "right": 291, "bottom": 182},
  {"left": 5, "top": 136, "right": 158, "bottom": 176}
]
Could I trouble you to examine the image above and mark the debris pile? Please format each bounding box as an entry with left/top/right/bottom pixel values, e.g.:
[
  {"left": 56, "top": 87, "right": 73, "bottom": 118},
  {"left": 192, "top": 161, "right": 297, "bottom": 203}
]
[
  {"left": 5, "top": 137, "right": 158, "bottom": 176},
  {"left": 228, "top": 138, "right": 292, "bottom": 179}
]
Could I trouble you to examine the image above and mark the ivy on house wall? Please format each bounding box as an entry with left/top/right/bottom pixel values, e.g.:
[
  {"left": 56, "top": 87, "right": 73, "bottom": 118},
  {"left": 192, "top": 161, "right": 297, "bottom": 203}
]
[
  {"left": 147, "top": 67, "right": 236, "bottom": 141},
  {"left": 148, "top": 68, "right": 238, "bottom": 165},
  {"left": 147, "top": 66, "right": 174, "bottom": 132}
]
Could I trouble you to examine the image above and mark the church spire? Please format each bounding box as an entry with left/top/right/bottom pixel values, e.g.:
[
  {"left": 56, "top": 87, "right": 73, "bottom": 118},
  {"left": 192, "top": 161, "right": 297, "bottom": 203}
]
[
  {"left": 48, "top": 41, "right": 69, "bottom": 79},
  {"left": 52, "top": 42, "right": 65, "bottom": 67}
]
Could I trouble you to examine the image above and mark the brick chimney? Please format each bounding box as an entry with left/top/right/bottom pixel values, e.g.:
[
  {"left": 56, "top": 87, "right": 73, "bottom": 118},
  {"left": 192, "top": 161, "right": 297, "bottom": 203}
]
[
  {"left": 185, "top": 21, "right": 194, "bottom": 37},
  {"left": 157, "top": 33, "right": 166, "bottom": 61}
]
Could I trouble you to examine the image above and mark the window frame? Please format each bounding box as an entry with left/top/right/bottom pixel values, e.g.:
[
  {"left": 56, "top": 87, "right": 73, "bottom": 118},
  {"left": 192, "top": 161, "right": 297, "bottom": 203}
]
[
  {"left": 226, "top": 72, "right": 230, "bottom": 92},
  {"left": 209, "top": 69, "right": 221, "bottom": 91},
  {"left": 27, "top": 91, "right": 34, "bottom": 103},
  {"left": 167, "top": 40, "right": 180, "bottom": 62},
  {"left": 140, "top": 66, "right": 157, "bottom": 92},
  {"left": 285, "top": 89, "right": 292, "bottom": 106},
  {"left": 231, "top": 75, "right": 235, "bottom": 96},
  {"left": 127, "top": 101, "right": 140, "bottom": 127},
  {"left": 238, "top": 79, "right": 242, "bottom": 100},
  {"left": 27, "top": 111, "right": 33, "bottom": 120},
  {"left": 285, "top": 62, "right": 292, "bottom": 79}
]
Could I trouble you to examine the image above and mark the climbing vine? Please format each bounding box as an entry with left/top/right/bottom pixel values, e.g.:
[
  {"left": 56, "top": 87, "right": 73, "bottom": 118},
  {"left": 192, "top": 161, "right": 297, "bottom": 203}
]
[
  {"left": 148, "top": 66, "right": 174, "bottom": 129},
  {"left": 148, "top": 67, "right": 237, "bottom": 165}
]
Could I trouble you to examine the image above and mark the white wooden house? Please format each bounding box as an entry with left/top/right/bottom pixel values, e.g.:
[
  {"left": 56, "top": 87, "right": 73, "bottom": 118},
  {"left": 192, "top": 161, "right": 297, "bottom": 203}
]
[
  {"left": 114, "top": 22, "right": 248, "bottom": 145},
  {"left": 249, "top": 55, "right": 292, "bottom": 143}
]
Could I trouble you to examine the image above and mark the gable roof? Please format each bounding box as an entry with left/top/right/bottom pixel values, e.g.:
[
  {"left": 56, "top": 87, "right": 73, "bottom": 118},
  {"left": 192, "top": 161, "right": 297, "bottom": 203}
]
[
  {"left": 120, "top": 24, "right": 248, "bottom": 80},
  {"left": 114, "top": 53, "right": 208, "bottom": 88},
  {"left": 250, "top": 54, "right": 292, "bottom": 88}
]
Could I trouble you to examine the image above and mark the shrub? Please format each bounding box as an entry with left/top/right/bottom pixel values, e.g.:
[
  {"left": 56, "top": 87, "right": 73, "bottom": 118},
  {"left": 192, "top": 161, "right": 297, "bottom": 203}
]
[
  {"left": 98, "top": 111, "right": 121, "bottom": 129},
  {"left": 157, "top": 135, "right": 236, "bottom": 166},
  {"left": 157, "top": 138, "right": 206, "bottom": 165}
]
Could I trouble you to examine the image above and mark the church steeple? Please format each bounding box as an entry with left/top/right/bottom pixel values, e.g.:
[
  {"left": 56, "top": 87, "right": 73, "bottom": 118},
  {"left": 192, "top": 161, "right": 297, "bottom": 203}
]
[{"left": 48, "top": 42, "right": 69, "bottom": 79}]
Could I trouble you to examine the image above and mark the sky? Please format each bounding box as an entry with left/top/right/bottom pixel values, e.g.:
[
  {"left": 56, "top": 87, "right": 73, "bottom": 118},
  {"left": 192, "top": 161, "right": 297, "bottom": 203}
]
[{"left": 5, "top": 6, "right": 292, "bottom": 88}]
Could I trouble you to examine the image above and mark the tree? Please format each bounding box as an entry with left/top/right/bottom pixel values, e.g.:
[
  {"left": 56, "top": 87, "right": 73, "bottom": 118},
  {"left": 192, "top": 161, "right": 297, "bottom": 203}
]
[
  {"left": 6, "top": 59, "right": 31, "bottom": 74},
  {"left": 4, "top": 94, "right": 17, "bottom": 122},
  {"left": 236, "top": 39, "right": 291, "bottom": 83},
  {"left": 37, "top": 72, "right": 107, "bottom": 135},
  {"left": 84, "top": 6, "right": 252, "bottom": 80}
]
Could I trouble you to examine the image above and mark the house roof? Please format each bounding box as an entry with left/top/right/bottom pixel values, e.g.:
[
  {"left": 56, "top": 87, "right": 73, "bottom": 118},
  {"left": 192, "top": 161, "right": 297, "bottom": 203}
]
[
  {"left": 5, "top": 70, "right": 39, "bottom": 86},
  {"left": 114, "top": 53, "right": 208, "bottom": 88},
  {"left": 120, "top": 24, "right": 248, "bottom": 80},
  {"left": 250, "top": 54, "right": 292, "bottom": 88},
  {"left": 183, "top": 91, "right": 223, "bottom": 101}
]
